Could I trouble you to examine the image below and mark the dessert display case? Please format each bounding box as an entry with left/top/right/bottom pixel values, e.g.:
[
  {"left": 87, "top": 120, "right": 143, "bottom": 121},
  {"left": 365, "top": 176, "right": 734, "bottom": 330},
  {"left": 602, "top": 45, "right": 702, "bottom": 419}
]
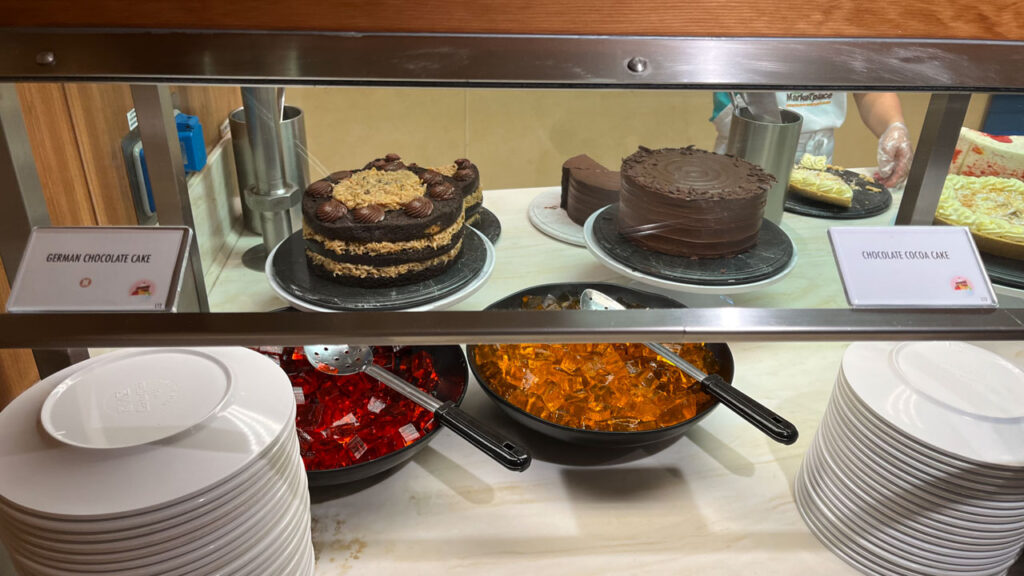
[{"left": 1, "top": 2, "right": 1024, "bottom": 574}]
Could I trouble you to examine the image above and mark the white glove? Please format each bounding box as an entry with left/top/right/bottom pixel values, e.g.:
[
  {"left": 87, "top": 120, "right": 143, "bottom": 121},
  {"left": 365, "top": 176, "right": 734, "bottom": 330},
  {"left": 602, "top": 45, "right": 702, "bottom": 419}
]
[{"left": 876, "top": 122, "right": 913, "bottom": 188}]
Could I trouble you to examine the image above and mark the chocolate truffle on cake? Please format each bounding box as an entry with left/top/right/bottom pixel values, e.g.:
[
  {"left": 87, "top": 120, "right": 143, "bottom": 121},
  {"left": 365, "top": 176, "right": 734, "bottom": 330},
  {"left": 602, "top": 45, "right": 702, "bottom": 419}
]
[
  {"left": 560, "top": 154, "right": 620, "bottom": 226},
  {"left": 302, "top": 154, "right": 466, "bottom": 287},
  {"left": 428, "top": 158, "right": 483, "bottom": 225},
  {"left": 617, "top": 146, "right": 773, "bottom": 258}
]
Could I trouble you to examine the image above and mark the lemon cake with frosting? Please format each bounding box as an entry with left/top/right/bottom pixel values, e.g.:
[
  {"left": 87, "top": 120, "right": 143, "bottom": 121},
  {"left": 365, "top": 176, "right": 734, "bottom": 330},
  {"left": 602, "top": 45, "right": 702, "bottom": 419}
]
[
  {"left": 935, "top": 174, "right": 1024, "bottom": 259},
  {"left": 301, "top": 153, "right": 467, "bottom": 287}
]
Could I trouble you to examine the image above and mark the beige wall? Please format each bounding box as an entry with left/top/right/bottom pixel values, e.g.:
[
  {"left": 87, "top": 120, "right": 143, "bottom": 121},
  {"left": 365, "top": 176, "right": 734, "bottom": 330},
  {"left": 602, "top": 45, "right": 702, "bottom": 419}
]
[
  {"left": 835, "top": 93, "right": 990, "bottom": 169},
  {"left": 287, "top": 88, "right": 990, "bottom": 190}
]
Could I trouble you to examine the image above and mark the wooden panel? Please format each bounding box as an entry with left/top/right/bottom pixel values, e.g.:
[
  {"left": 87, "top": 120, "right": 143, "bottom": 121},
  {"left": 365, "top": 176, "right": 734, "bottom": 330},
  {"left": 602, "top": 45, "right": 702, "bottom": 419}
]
[
  {"left": 16, "top": 83, "right": 97, "bottom": 227},
  {"left": 1, "top": 1, "right": 1021, "bottom": 40},
  {"left": 0, "top": 257, "right": 40, "bottom": 409},
  {"left": 170, "top": 86, "right": 242, "bottom": 152},
  {"left": 63, "top": 84, "right": 138, "bottom": 226}
]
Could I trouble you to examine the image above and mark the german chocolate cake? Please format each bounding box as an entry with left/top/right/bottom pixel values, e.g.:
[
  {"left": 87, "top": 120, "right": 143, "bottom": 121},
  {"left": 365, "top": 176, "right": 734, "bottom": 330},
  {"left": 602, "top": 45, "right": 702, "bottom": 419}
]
[
  {"left": 301, "top": 153, "right": 467, "bottom": 287},
  {"left": 617, "top": 146, "right": 773, "bottom": 258},
  {"left": 423, "top": 158, "right": 483, "bottom": 225},
  {"left": 560, "top": 154, "right": 620, "bottom": 225}
]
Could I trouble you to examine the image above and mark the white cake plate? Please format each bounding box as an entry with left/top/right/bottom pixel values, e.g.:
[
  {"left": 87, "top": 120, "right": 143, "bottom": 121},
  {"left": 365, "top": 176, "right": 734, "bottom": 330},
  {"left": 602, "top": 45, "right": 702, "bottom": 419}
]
[
  {"left": 265, "top": 227, "right": 496, "bottom": 312},
  {"left": 583, "top": 209, "right": 798, "bottom": 295},
  {"left": 527, "top": 188, "right": 587, "bottom": 247}
]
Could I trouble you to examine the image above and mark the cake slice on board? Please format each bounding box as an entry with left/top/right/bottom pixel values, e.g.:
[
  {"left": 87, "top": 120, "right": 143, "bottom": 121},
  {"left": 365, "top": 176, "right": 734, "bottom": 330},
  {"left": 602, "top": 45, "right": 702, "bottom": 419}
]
[{"left": 788, "top": 166, "right": 854, "bottom": 208}]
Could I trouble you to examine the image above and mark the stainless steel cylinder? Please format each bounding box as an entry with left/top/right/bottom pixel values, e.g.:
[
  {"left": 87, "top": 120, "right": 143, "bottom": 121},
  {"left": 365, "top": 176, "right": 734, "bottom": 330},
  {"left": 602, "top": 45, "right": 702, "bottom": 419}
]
[
  {"left": 240, "top": 87, "right": 302, "bottom": 251},
  {"left": 229, "top": 105, "right": 308, "bottom": 234},
  {"left": 727, "top": 108, "right": 803, "bottom": 225}
]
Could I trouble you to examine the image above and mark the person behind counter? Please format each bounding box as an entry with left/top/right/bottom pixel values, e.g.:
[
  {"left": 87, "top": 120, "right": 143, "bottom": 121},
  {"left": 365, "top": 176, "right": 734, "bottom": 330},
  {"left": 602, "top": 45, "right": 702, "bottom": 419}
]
[{"left": 711, "top": 92, "right": 914, "bottom": 188}]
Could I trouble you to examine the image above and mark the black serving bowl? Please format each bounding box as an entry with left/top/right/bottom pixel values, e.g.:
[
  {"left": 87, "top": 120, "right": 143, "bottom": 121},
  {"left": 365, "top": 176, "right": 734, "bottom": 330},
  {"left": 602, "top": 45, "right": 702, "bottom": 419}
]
[
  {"left": 466, "top": 282, "right": 734, "bottom": 447},
  {"left": 302, "top": 345, "right": 469, "bottom": 486},
  {"left": 265, "top": 310, "right": 470, "bottom": 485}
]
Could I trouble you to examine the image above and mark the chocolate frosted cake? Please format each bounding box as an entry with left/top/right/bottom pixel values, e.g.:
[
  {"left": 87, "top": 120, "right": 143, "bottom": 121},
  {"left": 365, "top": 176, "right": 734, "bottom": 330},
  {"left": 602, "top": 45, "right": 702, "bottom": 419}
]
[
  {"left": 422, "top": 158, "right": 483, "bottom": 225},
  {"left": 302, "top": 154, "right": 466, "bottom": 287},
  {"left": 560, "top": 154, "right": 620, "bottom": 226},
  {"left": 617, "top": 146, "right": 773, "bottom": 258}
]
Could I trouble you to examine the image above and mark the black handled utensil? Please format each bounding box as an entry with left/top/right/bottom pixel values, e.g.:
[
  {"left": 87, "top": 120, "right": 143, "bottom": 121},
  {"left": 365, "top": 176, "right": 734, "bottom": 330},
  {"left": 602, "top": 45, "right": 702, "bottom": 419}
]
[
  {"left": 304, "top": 345, "right": 532, "bottom": 471},
  {"left": 579, "top": 289, "right": 799, "bottom": 445}
]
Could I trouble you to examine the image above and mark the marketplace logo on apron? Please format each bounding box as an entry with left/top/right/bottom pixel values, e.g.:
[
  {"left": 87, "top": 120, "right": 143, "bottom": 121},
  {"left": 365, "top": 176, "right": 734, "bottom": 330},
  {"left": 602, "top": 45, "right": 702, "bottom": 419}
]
[{"left": 785, "top": 92, "right": 834, "bottom": 107}]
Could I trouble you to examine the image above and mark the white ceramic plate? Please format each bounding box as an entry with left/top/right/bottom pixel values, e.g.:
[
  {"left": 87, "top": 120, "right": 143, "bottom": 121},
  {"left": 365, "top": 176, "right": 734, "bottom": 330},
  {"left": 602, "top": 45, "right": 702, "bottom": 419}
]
[
  {"left": 40, "top": 349, "right": 234, "bottom": 449},
  {"left": 818, "top": 411, "right": 1024, "bottom": 541},
  {"left": 842, "top": 342, "right": 1024, "bottom": 467},
  {"left": 834, "top": 376, "right": 1024, "bottom": 483},
  {"left": 803, "top": 441, "right": 1022, "bottom": 568},
  {"left": 797, "top": 463, "right": 932, "bottom": 576},
  {"left": 0, "top": 420, "right": 294, "bottom": 534},
  {"left": 267, "top": 226, "right": 496, "bottom": 312},
  {"left": 0, "top": 348, "right": 295, "bottom": 519},
  {"left": 800, "top": 449, "right": 1019, "bottom": 575},
  {"left": 820, "top": 413, "right": 1024, "bottom": 532},
  {"left": 526, "top": 187, "right": 587, "bottom": 247},
  {"left": 9, "top": 458, "right": 308, "bottom": 576},
  {"left": 583, "top": 207, "right": 798, "bottom": 295},
  {"left": 6, "top": 450, "right": 286, "bottom": 554},
  {"left": 804, "top": 440, "right": 1015, "bottom": 554},
  {"left": 797, "top": 458, "right": 1021, "bottom": 576},
  {"left": 8, "top": 441, "right": 301, "bottom": 561},
  {"left": 814, "top": 414, "right": 1024, "bottom": 539},
  {"left": 829, "top": 385, "right": 1024, "bottom": 500},
  {"left": 813, "top": 432, "right": 1024, "bottom": 547}
]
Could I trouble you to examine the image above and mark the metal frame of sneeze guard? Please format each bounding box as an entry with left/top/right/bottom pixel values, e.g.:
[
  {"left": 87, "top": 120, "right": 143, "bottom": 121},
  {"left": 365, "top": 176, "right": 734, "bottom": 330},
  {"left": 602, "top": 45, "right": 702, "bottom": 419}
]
[{"left": 1, "top": 29, "right": 1024, "bottom": 355}]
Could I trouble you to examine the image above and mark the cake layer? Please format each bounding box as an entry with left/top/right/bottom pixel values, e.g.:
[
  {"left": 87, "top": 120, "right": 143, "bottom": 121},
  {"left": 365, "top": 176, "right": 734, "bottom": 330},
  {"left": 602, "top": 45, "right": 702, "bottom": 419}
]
[
  {"left": 617, "top": 146, "right": 771, "bottom": 258},
  {"left": 561, "top": 154, "right": 620, "bottom": 226},
  {"left": 464, "top": 185, "right": 484, "bottom": 214},
  {"left": 305, "top": 238, "right": 463, "bottom": 288},
  {"left": 305, "top": 223, "right": 465, "bottom": 267}
]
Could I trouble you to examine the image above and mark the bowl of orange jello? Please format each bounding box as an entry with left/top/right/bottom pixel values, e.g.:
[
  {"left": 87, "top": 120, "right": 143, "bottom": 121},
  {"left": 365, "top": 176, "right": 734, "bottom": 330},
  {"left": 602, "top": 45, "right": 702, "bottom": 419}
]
[{"left": 467, "top": 283, "right": 733, "bottom": 446}]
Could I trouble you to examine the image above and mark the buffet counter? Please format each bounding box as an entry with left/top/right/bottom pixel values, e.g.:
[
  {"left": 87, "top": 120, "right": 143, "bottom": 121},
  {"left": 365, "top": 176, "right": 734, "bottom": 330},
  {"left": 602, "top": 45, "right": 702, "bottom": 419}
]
[{"left": 205, "top": 186, "right": 1021, "bottom": 575}]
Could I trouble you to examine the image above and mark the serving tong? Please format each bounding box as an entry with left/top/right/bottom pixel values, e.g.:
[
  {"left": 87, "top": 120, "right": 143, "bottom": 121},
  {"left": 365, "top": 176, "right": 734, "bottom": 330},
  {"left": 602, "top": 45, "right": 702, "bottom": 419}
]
[{"left": 579, "top": 288, "right": 799, "bottom": 445}]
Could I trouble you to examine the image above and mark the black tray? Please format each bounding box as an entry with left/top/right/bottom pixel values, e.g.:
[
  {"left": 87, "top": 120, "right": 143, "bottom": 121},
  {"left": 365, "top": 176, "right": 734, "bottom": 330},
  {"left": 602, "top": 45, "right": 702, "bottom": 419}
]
[
  {"left": 471, "top": 206, "right": 502, "bottom": 245},
  {"left": 592, "top": 205, "right": 794, "bottom": 286},
  {"left": 271, "top": 227, "right": 489, "bottom": 311},
  {"left": 982, "top": 253, "right": 1024, "bottom": 291},
  {"left": 307, "top": 345, "right": 468, "bottom": 486},
  {"left": 785, "top": 168, "right": 892, "bottom": 219},
  {"left": 467, "top": 282, "right": 733, "bottom": 447}
]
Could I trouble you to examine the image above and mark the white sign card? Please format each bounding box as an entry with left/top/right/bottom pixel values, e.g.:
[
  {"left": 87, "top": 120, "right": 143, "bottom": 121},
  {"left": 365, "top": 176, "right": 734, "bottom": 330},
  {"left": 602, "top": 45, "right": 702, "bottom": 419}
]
[
  {"left": 7, "top": 227, "right": 192, "bottom": 313},
  {"left": 828, "top": 226, "right": 997, "bottom": 308}
]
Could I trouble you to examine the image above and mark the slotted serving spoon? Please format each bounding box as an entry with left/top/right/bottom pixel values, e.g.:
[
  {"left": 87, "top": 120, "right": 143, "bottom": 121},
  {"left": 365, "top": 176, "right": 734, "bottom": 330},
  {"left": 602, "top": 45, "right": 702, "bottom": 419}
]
[
  {"left": 303, "top": 345, "right": 531, "bottom": 471},
  {"left": 580, "top": 289, "right": 799, "bottom": 445}
]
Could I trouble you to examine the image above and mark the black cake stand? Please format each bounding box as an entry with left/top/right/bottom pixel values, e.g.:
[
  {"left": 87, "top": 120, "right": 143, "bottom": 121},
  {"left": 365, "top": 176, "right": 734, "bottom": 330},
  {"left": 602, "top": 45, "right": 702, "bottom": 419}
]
[
  {"left": 584, "top": 205, "right": 798, "bottom": 294},
  {"left": 265, "top": 227, "right": 495, "bottom": 311},
  {"left": 784, "top": 167, "right": 892, "bottom": 220},
  {"left": 470, "top": 206, "right": 502, "bottom": 244},
  {"left": 983, "top": 252, "right": 1024, "bottom": 292}
]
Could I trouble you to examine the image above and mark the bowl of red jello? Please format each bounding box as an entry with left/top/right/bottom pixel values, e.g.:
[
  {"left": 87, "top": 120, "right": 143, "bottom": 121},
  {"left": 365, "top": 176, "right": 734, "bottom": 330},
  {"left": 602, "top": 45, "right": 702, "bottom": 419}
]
[{"left": 254, "top": 345, "right": 467, "bottom": 486}]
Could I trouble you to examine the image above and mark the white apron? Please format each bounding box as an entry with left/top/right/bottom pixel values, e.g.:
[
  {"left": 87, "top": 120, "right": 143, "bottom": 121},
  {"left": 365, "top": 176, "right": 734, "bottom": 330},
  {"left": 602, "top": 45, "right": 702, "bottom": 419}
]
[{"left": 713, "top": 92, "right": 848, "bottom": 163}]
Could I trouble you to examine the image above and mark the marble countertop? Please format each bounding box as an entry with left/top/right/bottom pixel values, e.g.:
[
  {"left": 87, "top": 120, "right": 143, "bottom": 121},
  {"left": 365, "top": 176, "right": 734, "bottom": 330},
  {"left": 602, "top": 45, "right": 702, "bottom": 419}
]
[{"left": 205, "top": 185, "right": 1020, "bottom": 576}]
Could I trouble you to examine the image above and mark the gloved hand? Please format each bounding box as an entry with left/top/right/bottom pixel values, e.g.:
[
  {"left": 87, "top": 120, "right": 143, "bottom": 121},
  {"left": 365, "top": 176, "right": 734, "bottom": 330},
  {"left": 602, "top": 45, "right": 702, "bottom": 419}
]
[{"left": 876, "top": 122, "right": 913, "bottom": 188}]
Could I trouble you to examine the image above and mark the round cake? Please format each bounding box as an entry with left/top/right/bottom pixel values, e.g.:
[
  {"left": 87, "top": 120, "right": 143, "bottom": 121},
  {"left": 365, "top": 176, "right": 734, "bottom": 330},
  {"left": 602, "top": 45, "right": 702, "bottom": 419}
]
[
  {"left": 301, "top": 154, "right": 467, "bottom": 287},
  {"left": 617, "top": 146, "right": 773, "bottom": 258}
]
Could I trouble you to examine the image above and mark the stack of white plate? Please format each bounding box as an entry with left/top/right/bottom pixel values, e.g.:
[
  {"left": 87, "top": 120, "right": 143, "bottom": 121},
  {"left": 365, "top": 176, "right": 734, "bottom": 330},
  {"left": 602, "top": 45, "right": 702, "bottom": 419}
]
[
  {"left": 0, "top": 348, "right": 314, "bottom": 576},
  {"left": 796, "top": 342, "right": 1024, "bottom": 576}
]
